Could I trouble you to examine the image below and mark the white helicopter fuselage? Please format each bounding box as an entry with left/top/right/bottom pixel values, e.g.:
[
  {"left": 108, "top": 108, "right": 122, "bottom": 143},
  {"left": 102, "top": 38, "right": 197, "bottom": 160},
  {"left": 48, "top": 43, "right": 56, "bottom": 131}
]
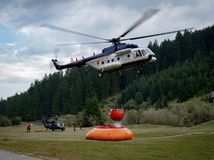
[{"left": 86, "top": 48, "right": 157, "bottom": 73}]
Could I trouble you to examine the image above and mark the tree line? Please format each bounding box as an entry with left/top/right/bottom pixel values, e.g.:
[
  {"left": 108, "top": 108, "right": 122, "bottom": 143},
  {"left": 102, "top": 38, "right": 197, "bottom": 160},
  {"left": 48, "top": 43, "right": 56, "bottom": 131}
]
[
  {"left": 0, "top": 25, "right": 214, "bottom": 124},
  {"left": 119, "top": 51, "right": 214, "bottom": 108}
]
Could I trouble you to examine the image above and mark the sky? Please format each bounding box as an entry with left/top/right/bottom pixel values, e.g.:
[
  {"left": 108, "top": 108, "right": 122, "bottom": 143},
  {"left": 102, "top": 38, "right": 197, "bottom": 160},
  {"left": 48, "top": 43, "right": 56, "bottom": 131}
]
[{"left": 0, "top": 0, "right": 214, "bottom": 99}]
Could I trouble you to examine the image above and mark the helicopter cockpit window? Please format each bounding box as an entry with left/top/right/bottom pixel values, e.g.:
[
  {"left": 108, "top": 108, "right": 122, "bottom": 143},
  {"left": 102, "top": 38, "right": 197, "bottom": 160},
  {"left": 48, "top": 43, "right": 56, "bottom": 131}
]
[
  {"left": 141, "top": 50, "right": 147, "bottom": 56},
  {"left": 136, "top": 52, "right": 139, "bottom": 57},
  {"left": 138, "top": 50, "right": 142, "bottom": 56}
]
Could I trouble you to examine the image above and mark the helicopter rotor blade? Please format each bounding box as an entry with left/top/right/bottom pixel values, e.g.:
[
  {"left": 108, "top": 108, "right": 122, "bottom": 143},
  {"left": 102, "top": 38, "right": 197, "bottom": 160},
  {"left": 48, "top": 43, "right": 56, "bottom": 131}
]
[
  {"left": 118, "top": 9, "right": 159, "bottom": 39},
  {"left": 56, "top": 41, "right": 111, "bottom": 46},
  {"left": 120, "top": 28, "right": 194, "bottom": 41},
  {"left": 41, "top": 24, "right": 108, "bottom": 41}
]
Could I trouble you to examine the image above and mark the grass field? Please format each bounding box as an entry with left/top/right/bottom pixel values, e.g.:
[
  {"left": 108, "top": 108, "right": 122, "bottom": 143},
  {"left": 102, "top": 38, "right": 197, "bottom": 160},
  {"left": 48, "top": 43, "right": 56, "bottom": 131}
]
[{"left": 0, "top": 121, "right": 214, "bottom": 160}]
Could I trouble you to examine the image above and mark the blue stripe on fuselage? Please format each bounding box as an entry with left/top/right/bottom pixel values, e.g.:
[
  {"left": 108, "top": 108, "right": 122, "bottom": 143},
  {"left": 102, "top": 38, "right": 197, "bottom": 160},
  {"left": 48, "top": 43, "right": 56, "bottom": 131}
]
[{"left": 55, "top": 43, "right": 138, "bottom": 70}]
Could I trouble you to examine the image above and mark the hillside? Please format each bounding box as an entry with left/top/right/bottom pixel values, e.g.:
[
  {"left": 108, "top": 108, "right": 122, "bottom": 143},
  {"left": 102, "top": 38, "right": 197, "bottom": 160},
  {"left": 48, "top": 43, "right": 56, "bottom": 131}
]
[
  {"left": 0, "top": 25, "right": 214, "bottom": 124},
  {"left": 123, "top": 94, "right": 214, "bottom": 127},
  {"left": 119, "top": 51, "right": 214, "bottom": 107}
]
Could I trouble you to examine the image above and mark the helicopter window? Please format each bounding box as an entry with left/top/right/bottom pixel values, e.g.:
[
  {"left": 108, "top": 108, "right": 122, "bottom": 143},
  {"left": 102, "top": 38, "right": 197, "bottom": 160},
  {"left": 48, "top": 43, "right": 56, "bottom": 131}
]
[
  {"left": 141, "top": 50, "right": 146, "bottom": 56},
  {"left": 135, "top": 51, "right": 139, "bottom": 57},
  {"left": 117, "top": 57, "right": 120, "bottom": 61},
  {"left": 112, "top": 59, "right": 114, "bottom": 62},
  {"left": 102, "top": 61, "right": 104, "bottom": 64},
  {"left": 107, "top": 60, "right": 110, "bottom": 63},
  {"left": 127, "top": 54, "right": 130, "bottom": 58},
  {"left": 138, "top": 50, "right": 142, "bottom": 56}
]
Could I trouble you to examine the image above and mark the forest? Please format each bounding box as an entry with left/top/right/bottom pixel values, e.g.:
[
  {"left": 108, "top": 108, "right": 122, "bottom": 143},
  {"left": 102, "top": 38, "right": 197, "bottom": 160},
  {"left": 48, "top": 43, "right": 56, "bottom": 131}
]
[{"left": 0, "top": 25, "right": 214, "bottom": 126}]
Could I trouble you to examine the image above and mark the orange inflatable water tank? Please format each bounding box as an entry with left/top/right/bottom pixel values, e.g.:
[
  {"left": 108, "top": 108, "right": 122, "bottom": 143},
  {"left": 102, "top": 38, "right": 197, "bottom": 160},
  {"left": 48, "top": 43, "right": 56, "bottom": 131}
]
[{"left": 86, "top": 126, "right": 134, "bottom": 141}]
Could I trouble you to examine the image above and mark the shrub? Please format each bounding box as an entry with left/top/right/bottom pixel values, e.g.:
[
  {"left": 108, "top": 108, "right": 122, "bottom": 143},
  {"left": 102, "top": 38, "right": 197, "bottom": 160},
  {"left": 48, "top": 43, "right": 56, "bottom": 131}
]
[
  {"left": 140, "top": 108, "right": 178, "bottom": 126},
  {"left": 200, "top": 94, "right": 210, "bottom": 102},
  {"left": 60, "top": 113, "right": 85, "bottom": 127},
  {"left": 181, "top": 104, "right": 212, "bottom": 127},
  {"left": 123, "top": 109, "right": 141, "bottom": 125},
  {"left": 125, "top": 99, "right": 137, "bottom": 109},
  {"left": 60, "top": 114, "right": 76, "bottom": 127},
  {"left": 11, "top": 116, "right": 22, "bottom": 125},
  {"left": 0, "top": 116, "right": 11, "bottom": 127},
  {"left": 123, "top": 101, "right": 214, "bottom": 127}
]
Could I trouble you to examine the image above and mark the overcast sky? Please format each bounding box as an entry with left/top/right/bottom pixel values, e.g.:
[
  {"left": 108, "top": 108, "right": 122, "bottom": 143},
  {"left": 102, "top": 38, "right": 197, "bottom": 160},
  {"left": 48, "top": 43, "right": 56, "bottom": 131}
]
[{"left": 0, "top": 0, "right": 214, "bottom": 99}]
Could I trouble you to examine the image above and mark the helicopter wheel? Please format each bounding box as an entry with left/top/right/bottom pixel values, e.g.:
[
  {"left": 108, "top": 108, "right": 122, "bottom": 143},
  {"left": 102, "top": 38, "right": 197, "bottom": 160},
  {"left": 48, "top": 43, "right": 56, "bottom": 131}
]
[
  {"left": 118, "top": 71, "right": 122, "bottom": 78},
  {"left": 98, "top": 72, "right": 103, "bottom": 78},
  {"left": 137, "top": 70, "right": 142, "bottom": 74},
  {"left": 137, "top": 65, "right": 143, "bottom": 74}
]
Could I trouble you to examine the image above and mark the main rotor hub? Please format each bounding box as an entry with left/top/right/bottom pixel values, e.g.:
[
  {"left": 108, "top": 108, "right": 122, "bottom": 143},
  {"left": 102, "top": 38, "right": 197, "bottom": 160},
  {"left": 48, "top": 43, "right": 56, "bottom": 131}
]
[{"left": 109, "top": 38, "right": 120, "bottom": 44}]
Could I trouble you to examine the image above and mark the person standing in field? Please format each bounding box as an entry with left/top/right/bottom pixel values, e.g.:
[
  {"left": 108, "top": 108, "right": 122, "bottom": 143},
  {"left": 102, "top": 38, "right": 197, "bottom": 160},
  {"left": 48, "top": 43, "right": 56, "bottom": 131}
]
[
  {"left": 73, "top": 123, "right": 76, "bottom": 132},
  {"left": 79, "top": 122, "right": 83, "bottom": 130},
  {"left": 26, "top": 121, "right": 31, "bottom": 133}
]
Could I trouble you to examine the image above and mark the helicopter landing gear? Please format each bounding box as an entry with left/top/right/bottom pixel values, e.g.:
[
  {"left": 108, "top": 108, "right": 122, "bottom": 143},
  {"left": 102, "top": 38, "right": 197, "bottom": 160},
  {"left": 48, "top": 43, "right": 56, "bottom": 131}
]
[
  {"left": 98, "top": 72, "right": 103, "bottom": 78},
  {"left": 137, "top": 66, "right": 143, "bottom": 74},
  {"left": 137, "top": 69, "right": 142, "bottom": 74},
  {"left": 118, "top": 71, "right": 124, "bottom": 79}
]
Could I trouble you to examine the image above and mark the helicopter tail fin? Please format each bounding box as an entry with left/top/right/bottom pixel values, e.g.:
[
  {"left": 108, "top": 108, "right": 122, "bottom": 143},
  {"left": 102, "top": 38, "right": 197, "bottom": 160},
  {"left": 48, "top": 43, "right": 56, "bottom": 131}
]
[
  {"left": 51, "top": 58, "right": 86, "bottom": 70},
  {"left": 52, "top": 59, "right": 62, "bottom": 70}
]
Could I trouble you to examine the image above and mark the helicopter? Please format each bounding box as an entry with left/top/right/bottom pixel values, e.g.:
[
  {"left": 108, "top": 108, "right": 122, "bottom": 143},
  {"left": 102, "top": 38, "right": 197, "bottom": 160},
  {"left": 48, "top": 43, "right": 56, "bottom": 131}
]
[{"left": 42, "top": 9, "right": 193, "bottom": 78}]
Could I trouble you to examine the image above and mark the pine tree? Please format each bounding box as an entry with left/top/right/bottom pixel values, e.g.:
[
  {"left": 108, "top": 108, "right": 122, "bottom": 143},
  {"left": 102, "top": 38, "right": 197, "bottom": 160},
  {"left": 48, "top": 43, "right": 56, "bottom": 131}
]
[
  {"left": 83, "top": 96, "right": 103, "bottom": 127},
  {"left": 135, "top": 92, "right": 143, "bottom": 105}
]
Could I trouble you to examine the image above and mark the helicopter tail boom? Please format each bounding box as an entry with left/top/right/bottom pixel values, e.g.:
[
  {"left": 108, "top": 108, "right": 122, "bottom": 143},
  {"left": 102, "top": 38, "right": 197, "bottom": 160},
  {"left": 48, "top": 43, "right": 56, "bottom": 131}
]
[{"left": 52, "top": 59, "right": 85, "bottom": 70}]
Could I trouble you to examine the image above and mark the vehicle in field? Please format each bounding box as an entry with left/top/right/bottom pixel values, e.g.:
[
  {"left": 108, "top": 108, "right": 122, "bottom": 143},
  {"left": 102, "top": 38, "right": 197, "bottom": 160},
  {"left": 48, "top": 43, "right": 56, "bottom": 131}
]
[{"left": 43, "top": 119, "right": 65, "bottom": 131}]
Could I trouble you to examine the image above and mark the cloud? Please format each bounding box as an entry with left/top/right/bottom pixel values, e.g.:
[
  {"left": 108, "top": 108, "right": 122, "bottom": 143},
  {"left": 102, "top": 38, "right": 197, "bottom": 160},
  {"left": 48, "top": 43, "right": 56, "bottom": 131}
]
[{"left": 0, "top": 0, "right": 73, "bottom": 27}]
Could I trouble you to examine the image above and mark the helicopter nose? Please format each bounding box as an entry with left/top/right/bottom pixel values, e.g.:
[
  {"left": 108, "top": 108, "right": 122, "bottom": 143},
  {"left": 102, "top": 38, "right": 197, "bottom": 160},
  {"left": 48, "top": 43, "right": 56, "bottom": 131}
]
[
  {"left": 148, "top": 55, "right": 157, "bottom": 62},
  {"left": 151, "top": 56, "right": 157, "bottom": 62}
]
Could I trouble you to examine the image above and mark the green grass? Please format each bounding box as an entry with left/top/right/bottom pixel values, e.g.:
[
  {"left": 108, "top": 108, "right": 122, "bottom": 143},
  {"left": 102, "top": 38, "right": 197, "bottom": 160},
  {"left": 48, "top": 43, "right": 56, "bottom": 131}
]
[{"left": 0, "top": 121, "right": 214, "bottom": 160}]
